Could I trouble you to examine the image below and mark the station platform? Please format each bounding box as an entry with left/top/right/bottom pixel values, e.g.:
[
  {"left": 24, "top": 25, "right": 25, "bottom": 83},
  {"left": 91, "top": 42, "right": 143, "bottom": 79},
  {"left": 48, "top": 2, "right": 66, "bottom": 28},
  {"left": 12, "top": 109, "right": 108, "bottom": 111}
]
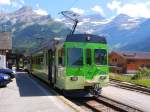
[
  {"left": 0, "top": 72, "right": 83, "bottom": 112},
  {"left": 102, "top": 86, "right": 150, "bottom": 112}
]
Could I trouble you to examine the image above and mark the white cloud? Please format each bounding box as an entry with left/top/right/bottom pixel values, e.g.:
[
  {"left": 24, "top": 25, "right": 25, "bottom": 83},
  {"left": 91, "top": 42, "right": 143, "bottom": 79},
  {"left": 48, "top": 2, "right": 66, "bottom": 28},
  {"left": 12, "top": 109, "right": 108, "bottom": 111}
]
[
  {"left": 36, "top": 3, "right": 39, "bottom": 8},
  {"left": 54, "top": 18, "right": 65, "bottom": 22},
  {"left": 91, "top": 5, "right": 105, "bottom": 16},
  {"left": 107, "top": 0, "right": 150, "bottom": 18},
  {"left": 11, "top": 1, "right": 19, "bottom": 8},
  {"left": 0, "top": 0, "right": 11, "bottom": 5},
  {"left": 0, "top": 0, "right": 25, "bottom": 8},
  {"left": 20, "top": 0, "right": 24, "bottom": 4},
  {"left": 70, "top": 8, "right": 85, "bottom": 15},
  {"left": 12, "top": 0, "right": 24, "bottom": 8},
  {"left": 107, "top": 0, "right": 121, "bottom": 10},
  {"left": 34, "top": 9, "right": 48, "bottom": 16}
]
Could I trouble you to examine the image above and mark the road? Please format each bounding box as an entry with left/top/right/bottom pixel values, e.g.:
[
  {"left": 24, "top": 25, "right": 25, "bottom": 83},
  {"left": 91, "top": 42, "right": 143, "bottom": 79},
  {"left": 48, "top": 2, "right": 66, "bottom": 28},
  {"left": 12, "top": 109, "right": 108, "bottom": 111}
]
[
  {"left": 0, "top": 73, "right": 78, "bottom": 112},
  {"left": 102, "top": 86, "right": 150, "bottom": 112}
]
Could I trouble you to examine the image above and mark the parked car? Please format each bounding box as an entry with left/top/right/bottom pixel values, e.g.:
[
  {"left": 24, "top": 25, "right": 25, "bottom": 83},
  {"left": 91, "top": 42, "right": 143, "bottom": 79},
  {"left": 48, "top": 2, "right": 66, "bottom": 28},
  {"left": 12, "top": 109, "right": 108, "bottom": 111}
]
[
  {"left": 0, "top": 68, "right": 15, "bottom": 79},
  {"left": 0, "top": 73, "right": 10, "bottom": 87}
]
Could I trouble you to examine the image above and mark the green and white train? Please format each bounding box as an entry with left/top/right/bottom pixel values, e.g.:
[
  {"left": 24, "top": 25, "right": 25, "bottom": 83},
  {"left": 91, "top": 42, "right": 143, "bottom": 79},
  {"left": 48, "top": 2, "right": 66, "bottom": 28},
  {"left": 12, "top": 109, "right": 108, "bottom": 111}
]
[{"left": 29, "top": 34, "right": 109, "bottom": 96}]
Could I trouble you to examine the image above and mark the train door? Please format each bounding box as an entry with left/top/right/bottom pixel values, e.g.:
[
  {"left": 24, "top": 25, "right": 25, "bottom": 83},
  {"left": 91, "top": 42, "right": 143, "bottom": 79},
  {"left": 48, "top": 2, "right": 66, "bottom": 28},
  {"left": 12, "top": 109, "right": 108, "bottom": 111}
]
[
  {"left": 85, "top": 49, "right": 94, "bottom": 79},
  {"left": 55, "top": 48, "right": 65, "bottom": 89},
  {"left": 48, "top": 49, "right": 55, "bottom": 84}
]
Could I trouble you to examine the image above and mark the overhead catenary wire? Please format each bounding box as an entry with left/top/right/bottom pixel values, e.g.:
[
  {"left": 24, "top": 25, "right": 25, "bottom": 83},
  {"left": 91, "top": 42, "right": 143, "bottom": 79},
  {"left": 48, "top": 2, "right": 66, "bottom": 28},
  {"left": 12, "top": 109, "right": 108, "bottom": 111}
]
[
  {"left": 58, "top": 0, "right": 80, "bottom": 35},
  {"left": 60, "top": 11, "right": 79, "bottom": 35}
]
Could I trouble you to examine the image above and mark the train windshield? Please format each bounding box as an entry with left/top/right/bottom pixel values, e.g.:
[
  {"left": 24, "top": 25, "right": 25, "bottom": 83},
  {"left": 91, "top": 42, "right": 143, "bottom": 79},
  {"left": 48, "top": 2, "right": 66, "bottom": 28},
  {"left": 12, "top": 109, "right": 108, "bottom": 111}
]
[
  {"left": 67, "top": 48, "right": 83, "bottom": 67},
  {"left": 94, "top": 49, "right": 107, "bottom": 65}
]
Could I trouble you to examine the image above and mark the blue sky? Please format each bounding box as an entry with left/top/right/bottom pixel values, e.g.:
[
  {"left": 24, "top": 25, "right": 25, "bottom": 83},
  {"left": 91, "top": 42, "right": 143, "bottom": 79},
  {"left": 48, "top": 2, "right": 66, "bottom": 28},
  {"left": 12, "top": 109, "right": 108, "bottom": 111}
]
[{"left": 1, "top": 0, "right": 150, "bottom": 18}]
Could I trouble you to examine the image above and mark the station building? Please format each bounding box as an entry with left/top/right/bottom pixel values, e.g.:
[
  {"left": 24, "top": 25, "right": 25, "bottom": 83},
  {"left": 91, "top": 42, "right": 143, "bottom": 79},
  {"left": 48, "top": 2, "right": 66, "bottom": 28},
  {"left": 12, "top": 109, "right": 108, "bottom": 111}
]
[
  {"left": 109, "top": 51, "right": 150, "bottom": 74},
  {"left": 0, "top": 32, "right": 12, "bottom": 68},
  {"left": 0, "top": 32, "right": 12, "bottom": 54}
]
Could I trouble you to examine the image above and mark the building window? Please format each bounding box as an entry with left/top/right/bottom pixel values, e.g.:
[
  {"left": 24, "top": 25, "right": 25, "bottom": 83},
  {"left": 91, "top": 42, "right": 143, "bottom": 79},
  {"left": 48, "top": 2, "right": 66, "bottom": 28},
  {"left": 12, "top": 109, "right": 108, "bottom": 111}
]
[
  {"left": 112, "top": 58, "right": 117, "bottom": 62},
  {"left": 112, "top": 59, "right": 114, "bottom": 62}
]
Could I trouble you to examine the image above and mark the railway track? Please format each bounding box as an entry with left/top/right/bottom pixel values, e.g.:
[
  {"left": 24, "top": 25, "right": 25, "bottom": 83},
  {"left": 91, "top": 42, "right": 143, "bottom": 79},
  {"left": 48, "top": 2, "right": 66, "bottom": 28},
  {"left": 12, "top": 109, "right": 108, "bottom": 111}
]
[
  {"left": 110, "top": 79, "right": 150, "bottom": 95},
  {"left": 30, "top": 74, "right": 146, "bottom": 112},
  {"left": 71, "top": 95, "right": 143, "bottom": 112}
]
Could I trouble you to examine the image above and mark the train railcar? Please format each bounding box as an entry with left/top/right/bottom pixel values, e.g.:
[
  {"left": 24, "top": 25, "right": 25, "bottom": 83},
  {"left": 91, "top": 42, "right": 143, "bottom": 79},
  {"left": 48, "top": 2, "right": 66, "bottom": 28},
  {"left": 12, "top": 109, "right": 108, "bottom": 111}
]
[{"left": 30, "top": 34, "right": 109, "bottom": 96}]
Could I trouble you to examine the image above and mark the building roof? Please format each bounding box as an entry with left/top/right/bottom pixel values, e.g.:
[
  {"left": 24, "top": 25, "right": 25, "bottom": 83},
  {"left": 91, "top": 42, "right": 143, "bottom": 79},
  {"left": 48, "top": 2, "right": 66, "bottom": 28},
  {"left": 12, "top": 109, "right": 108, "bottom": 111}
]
[
  {"left": 0, "top": 32, "right": 12, "bottom": 50},
  {"left": 112, "top": 51, "right": 150, "bottom": 60}
]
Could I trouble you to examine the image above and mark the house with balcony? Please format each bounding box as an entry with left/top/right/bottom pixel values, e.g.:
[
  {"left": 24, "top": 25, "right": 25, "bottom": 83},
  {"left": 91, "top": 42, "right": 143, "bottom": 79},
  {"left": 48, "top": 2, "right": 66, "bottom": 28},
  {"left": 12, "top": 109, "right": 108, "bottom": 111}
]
[{"left": 109, "top": 51, "right": 150, "bottom": 74}]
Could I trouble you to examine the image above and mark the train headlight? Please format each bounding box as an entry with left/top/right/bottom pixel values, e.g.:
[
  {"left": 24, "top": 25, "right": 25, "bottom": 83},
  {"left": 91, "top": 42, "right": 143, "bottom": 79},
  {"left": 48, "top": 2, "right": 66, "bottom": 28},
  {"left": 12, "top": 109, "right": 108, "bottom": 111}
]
[
  {"left": 70, "top": 76, "right": 78, "bottom": 81},
  {"left": 99, "top": 76, "right": 106, "bottom": 80}
]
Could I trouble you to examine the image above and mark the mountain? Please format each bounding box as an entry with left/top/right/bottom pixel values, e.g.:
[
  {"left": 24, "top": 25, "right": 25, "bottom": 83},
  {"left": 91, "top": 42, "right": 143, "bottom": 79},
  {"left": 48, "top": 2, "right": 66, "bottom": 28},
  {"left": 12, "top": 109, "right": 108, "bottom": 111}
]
[
  {"left": 97, "top": 14, "right": 142, "bottom": 48},
  {"left": 63, "top": 13, "right": 148, "bottom": 51},
  {"left": 120, "top": 19, "right": 150, "bottom": 52},
  {"left": 76, "top": 14, "right": 148, "bottom": 51},
  {"left": 0, "top": 6, "right": 70, "bottom": 52},
  {"left": 0, "top": 6, "right": 150, "bottom": 52},
  {"left": 82, "top": 14, "right": 105, "bottom": 21}
]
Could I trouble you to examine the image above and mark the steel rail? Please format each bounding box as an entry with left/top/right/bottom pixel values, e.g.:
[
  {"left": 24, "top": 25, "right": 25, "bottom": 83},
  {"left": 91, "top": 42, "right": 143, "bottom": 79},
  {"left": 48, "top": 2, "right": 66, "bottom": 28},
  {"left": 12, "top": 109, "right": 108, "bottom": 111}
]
[
  {"left": 72, "top": 95, "right": 143, "bottom": 112},
  {"left": 94, "top": 95, "right": 143, "bottom": 112},
  {"left": 110, "top": 79, "right": 150, "bottom": 95}
]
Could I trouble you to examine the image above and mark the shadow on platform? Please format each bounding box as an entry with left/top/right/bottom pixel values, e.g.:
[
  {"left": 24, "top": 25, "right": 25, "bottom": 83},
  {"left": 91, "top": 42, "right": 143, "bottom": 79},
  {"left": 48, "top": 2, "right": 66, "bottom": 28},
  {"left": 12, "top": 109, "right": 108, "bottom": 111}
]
[{"left": 15, "top": 73, "right": 57, "bottom": 97}]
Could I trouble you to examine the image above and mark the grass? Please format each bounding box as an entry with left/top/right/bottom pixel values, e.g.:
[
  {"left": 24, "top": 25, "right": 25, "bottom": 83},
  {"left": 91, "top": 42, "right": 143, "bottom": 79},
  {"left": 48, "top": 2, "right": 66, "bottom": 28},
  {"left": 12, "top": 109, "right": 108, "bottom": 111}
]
[
  {"left": 110, "top": 73, "right": 150, "bottom": 88},
  {"left": 130, "top": 79, "right": 150, "bottom": 87}
]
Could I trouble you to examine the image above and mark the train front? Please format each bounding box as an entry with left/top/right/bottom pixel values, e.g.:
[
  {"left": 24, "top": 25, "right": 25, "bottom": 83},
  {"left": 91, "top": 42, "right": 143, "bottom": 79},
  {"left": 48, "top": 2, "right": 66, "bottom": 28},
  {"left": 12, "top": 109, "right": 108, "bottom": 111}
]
[{"left": 64, "top": 34, "right": 109, "bottom": 96}]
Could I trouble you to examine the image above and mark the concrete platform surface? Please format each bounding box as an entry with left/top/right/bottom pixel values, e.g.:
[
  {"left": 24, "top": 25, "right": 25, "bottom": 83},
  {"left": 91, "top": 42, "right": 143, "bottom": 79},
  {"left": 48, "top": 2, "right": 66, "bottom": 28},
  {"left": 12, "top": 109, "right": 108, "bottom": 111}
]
[
  {"left": 0, "top": 73, "right": 77, "bottom": 112},
  {"left": 102, "top": 86, "right": 150, "bottom": 112}
]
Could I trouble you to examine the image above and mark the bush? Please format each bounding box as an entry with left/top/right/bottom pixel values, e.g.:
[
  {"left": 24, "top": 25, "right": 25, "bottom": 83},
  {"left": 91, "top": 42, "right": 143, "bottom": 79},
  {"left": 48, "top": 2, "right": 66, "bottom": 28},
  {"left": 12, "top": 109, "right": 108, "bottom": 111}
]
[{"left": 132, "top": 68, "right": 150, "bottom": 80}]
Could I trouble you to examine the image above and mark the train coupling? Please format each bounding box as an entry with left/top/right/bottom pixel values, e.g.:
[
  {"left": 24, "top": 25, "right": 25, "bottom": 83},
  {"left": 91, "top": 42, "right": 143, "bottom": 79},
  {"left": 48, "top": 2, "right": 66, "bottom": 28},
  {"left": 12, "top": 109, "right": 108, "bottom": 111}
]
[{"left": 89, "top": 84, "right": 102, "bottom": 97}]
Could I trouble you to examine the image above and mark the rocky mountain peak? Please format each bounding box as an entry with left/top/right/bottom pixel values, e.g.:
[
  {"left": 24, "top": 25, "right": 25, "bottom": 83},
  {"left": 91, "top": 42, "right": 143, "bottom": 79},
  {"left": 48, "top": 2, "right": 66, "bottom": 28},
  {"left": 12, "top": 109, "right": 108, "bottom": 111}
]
[
  {"left": 14, "top": 6, "right": 33, "bottom": 14},
  {"left": 82, "top": 13, "right": 105, "bottom": 21},
  {"left": 112, "top": 14, "right": 132, "bottom": 23}
]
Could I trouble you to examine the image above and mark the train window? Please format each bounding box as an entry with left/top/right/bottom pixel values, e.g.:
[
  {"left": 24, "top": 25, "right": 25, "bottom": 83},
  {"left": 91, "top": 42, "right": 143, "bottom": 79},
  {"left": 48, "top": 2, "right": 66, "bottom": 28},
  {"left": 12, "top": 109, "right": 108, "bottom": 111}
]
[
  {"left": 46, "top": 52, "right": 48, "bottom": 65},
  {"left": 94, "top": 49, "right": 107, "bottom": 65},
  {"left": 86, "top": 49, "right": 92, "bottom": 65},
  {"left": 67, "top": 48, "right": 83, "bottom": 67},
  {"left": 58, "top": 48, "right": 64, "bottom": 66},
  {"left": 35, "top": 54, "right": 44, "bottom": 65}
]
